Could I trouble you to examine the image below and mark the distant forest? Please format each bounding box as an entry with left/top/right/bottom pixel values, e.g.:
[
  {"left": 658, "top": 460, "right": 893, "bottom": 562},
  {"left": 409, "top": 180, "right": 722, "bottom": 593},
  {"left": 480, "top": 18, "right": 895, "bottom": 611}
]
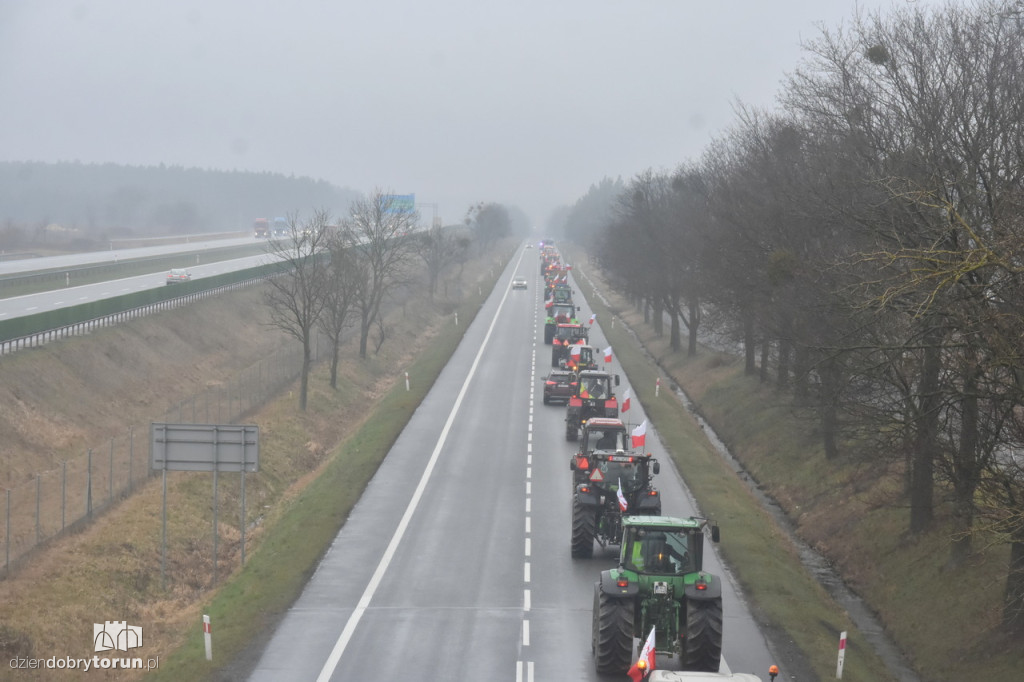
[{"left": 0, "top": 161, "right": 363, "bottom": 250}]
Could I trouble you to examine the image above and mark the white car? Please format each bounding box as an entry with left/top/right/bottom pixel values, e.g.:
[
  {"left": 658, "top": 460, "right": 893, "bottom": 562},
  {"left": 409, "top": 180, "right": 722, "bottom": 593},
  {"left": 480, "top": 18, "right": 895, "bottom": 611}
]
[
  {"left": 649, "top": 671, "right": 768, "bottom": 681},
  {"left": 512, "top": 278, "right": 528, "bottom": 290},
  {"left": 165, "top": 268, "right": 192, "bottom": 285}
]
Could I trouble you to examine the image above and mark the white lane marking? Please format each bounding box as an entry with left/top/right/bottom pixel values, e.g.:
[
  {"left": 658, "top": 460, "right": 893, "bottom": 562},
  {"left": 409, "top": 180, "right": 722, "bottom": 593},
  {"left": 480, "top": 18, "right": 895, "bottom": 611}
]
[
  {"left": 526, "top": 481, "right": 531, "bottom": 495},
  {"left": 525, "top": 498, "right": 531, "bottom": 513},
  {"left": 525, "top": 537, "right": 531, "bottom": 556},
  {"left": 315, "top": 249, "right": 526, "bottom": 682},
  {"left": 515, "top": 661, "right": 535, "bottom": 682},
  {"left": 522, "top": 619, "right": 530, "bottom": 646},
  {"left": 527, "top": 454, "right": 532, "bottom": 465},
  {"left": 526, "top": 467, "right": 531, "bottom": 479},
  {"left": 524, "top": 588, "right": 531, "bottom": 610},
  {"left": 525, "top": 517, "right": 531, "bottom": 533},
  {"left": 524, "top": 562, "right": 531, "bottom": 582}
]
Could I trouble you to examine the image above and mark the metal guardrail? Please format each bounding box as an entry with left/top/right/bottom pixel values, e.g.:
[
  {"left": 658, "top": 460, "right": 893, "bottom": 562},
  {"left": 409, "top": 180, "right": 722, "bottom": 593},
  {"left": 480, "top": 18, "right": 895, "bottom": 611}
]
[{"left": 0, "top": 276, "right": 266, "bottom": 356}]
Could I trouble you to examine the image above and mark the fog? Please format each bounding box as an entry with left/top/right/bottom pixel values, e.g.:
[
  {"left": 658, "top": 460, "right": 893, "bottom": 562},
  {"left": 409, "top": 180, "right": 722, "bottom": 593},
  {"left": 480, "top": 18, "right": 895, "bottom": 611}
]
[{"left": 0, "top": 0, "right": 930, "bottom": 227}]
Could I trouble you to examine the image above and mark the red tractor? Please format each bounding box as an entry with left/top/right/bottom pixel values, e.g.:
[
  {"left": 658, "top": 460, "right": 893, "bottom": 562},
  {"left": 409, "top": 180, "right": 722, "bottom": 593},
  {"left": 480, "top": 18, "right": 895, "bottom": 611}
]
[
  {"left": 565, "top": 369, "right": 619, "bottom": 441},
  {"left": 570, "top": 418, "right": 662, "bottom": 558}
]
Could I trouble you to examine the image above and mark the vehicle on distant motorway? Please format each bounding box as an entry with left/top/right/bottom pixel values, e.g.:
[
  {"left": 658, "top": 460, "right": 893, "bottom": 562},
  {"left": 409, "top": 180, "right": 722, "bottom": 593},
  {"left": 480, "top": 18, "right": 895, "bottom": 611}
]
[
  {"left": 512, "top": 277, "right": 528, "bottom": 290},
  {"left": 166, "top": 268, "right": 191, "bottom": 285}
]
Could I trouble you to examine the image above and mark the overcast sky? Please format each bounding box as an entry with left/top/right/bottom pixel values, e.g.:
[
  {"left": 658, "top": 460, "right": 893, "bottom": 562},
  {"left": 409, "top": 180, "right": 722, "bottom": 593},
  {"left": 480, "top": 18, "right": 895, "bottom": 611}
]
[{"left": 0, "top": 1, "right": 941, "bottom": 228}]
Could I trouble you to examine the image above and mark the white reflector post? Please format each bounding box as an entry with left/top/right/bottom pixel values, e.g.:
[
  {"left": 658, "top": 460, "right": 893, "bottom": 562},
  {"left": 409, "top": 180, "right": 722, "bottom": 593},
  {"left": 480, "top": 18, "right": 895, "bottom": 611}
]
[
  {"left": 204, "top": 614, "right": 212, "bottom": 661},
  {"left": 836, "top": 630, "right": 847, "bottom": 678}
]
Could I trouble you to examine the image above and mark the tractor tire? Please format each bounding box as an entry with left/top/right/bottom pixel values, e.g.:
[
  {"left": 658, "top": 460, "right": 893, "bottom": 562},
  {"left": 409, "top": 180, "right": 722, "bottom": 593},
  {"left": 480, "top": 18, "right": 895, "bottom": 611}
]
[
  {"left": 571, "top": 496, "right": 596, "bottom": 558},
  {"left": 592, "top": 584, "right": 635, "bottom": 675},
  {"left": 682, "top": 596, "right": 723, "bottom": 672},
  {"left": 566, "top": 422, "right": 578, "bottom": 441}
]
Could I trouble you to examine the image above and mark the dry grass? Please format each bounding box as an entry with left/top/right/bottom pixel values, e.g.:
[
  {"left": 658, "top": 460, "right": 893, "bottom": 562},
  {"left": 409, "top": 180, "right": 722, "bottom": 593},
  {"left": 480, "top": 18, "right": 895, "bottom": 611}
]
[
  {"left": 0, "top": 249, "right": 506, "bottom": 680},
  {"left": 569, "top": 248, "right": 1024, "bottom": 681}
]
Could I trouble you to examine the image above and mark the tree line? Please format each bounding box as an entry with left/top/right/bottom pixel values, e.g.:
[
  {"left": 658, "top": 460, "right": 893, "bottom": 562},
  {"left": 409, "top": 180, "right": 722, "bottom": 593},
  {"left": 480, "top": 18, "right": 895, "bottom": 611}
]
[
  {"left": 0, "top": 161, "right": 362, "bottom": 248},
  {"left": 568, "top": 0, "right": 1024, "bottom": 629},
  {"left": 264, "top": 191, "right": 520, "bottom": 411}
]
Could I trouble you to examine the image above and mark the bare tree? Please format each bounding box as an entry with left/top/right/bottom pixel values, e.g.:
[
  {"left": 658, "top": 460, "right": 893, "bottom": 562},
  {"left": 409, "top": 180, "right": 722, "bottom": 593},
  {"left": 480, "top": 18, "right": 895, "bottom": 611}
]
[
  {"left": 417, "top": 224, "right": 469, "bottom": 298},
  {"left": 319, "top": 229, "right": 361, "bottom": 388},
  {"left": 342, "top": 189, "right": 418, "bottom": 358},
  {"left": 263, "top": 210, "right": 331, "bottom": 411}
]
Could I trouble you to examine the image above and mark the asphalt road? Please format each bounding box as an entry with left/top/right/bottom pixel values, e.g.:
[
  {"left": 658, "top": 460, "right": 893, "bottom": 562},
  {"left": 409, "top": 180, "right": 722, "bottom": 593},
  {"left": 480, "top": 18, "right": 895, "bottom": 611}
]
[
  {"left": 245, "top": 246, "right": 778, "bottom": 681},
  {"left": 0, "top": 235, "right": 257, "bottom": 275},
  {"left": 0, "top": 251, "right": 272, "bottom": 322}
]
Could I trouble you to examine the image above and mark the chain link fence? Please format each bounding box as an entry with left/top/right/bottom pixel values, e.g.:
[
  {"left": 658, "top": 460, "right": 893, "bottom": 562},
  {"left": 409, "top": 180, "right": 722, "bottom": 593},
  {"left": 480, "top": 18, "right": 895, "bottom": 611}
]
[{"left": 1, "top": 342, "right": 305, "bottom": 578}]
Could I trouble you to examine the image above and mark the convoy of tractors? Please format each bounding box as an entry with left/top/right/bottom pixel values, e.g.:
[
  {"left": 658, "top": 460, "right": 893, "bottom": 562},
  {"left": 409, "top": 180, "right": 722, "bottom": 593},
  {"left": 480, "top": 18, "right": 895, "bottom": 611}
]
[{"left": 536, "top": 242, "right": 774, "bottom": 681}]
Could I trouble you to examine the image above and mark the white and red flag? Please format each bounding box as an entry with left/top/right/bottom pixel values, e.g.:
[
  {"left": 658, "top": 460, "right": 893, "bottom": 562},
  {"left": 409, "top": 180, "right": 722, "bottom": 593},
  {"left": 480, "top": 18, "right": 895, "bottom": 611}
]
[
  {"left": 617, "top": 478, "right": 628, "bottom": 512},
  {"left": 570, "top": 345, "right": 582, "bottom": 360},
  {"left": 631, "top": 420, "right": 647, "bottom": 448},
  {"left": 627, "top": 626, "right": 656, "bottom": 682},
  {"left": 589, "top": 313, "right": 596, "bottom": 325},
  {"left": 621, "top": 388, "right": 631, "bottom": 412},
  {"left": 604, "top": 346, "right": 613, "bottom": 363}
]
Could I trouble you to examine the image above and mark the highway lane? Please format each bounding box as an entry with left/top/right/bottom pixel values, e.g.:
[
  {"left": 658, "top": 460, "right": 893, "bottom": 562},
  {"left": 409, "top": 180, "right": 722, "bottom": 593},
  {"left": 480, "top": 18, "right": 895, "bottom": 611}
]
[
  {"left": 0, "top": 236, "right": 258, "bottom": 275},
  {"left": 0, "top": 252, "right": 273, "bottom": 321},
  {"left": 246, "top": 246, "right": 778, "bottom": 681}
]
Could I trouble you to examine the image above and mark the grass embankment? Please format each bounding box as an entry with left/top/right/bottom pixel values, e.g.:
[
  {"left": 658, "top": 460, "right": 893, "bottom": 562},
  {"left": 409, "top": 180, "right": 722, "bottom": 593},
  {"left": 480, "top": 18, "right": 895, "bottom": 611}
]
[
  {"left": 571, "top": 252, "right": 1024, "bottom": 681},
  {"left": 150, "top": 255, "right": 509, "bottom": 681},
  {"left": 569, "top": 258, "right": 890, "bottom": 681},
  {"left": 0, "top": 246, "right": 511, "bottom": 681}
]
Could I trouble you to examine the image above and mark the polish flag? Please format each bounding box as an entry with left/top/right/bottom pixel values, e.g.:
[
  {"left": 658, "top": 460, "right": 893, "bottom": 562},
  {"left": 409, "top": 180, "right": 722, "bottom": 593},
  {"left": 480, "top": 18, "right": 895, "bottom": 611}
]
[
  {"left": 617, "top": 478, "right": 628, "bottom": 512},
  {"left": 604, "top": 346, "right": 613, "bottom": 363},
  {"left": 621, "top": 388, "right": 631, "bottom": 412},
  {"left": 628, "top": 626, "right": 656, "bottom": 682},
  {"left": 631, "top": 420, "right": 647, "bottom": 448},
  {"left": 570, "top": 345, "right": 582, "bottom": 360},
  {"left": 588, "top": 313, "right": 596, "bottom": 325}
]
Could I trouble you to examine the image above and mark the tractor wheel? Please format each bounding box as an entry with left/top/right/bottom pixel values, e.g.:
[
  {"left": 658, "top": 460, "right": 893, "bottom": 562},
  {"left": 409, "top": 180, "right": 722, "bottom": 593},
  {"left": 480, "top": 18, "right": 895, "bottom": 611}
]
[
  {"left": 592, "top": 584, "right": 635, "bottom": 674},
  {"left": 571, "top": 496, "right": 596, "bottom": 558},
  {"left": 566, "top": 421, "right": 578, "bottom": 441},
  {"left": 682, "top": 596, "right": 723, "bottom": 672}
]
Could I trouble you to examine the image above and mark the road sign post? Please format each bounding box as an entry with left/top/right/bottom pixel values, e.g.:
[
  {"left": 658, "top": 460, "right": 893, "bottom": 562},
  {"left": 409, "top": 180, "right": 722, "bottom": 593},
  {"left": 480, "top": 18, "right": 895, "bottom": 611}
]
[{"left": 152, "top": 423, "right": 259, "bottom": 588}]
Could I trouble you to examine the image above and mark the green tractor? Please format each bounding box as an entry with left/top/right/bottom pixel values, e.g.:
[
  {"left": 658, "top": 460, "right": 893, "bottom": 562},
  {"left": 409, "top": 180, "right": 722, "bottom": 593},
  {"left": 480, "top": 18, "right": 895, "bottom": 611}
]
[
  {"left": 570, "top": 418, "right": 661, "bottom": 558},
  {"left": 592, "top": 516, "right": 723, "bottom": 675}
]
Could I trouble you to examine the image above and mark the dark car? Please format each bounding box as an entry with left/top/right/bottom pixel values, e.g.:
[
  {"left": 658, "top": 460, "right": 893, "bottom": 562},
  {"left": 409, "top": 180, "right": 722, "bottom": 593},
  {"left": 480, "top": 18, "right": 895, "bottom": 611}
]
[{"left": 543, "top": 369, "right": 577, "bottom": 405}]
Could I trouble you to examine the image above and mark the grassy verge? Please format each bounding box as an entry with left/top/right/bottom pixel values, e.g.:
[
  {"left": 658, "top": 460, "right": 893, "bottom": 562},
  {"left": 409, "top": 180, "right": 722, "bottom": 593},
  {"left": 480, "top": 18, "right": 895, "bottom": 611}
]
[
  {"left": 148, "top": 255, "right": 508, "bottom": 681},
  {"left": 571, "top": 249, "right": 1024, "bottom": 681},
  {"left": 569, "top": 257, "right": 893, "bottom": 681}
]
